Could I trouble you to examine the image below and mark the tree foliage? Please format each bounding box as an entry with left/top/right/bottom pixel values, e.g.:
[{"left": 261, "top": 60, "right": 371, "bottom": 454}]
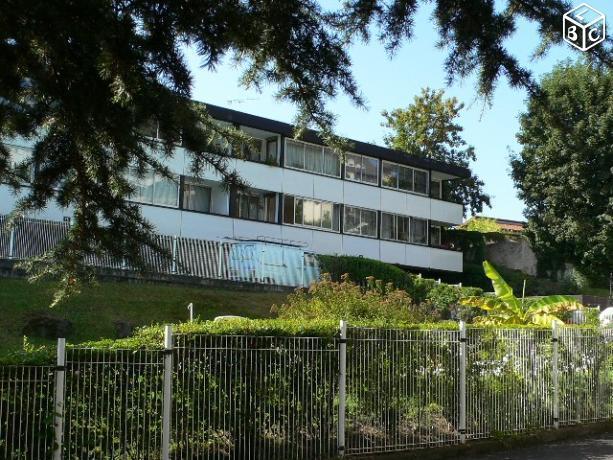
[
  {"left": 0, "top": 0, "right": 610, "bottom": 300},
  {"left": 461, "top": 217, "right": 502, "bottom": 233},
  {"left": 382, "top": 88, "right": 490, "bottom": 215},
  {"left": 511, "top": 62, "right": 613, "bottom": 283},
  {"left": 461, "top": 261, "right": 583, "bottom": 326}
]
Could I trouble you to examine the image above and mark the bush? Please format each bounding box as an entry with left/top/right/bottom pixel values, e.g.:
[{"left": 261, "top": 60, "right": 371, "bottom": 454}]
[
  {"left": 273, "top": 274, "right": 433, "bottom": 323},
  {"left": 318, "top": 255, "right": 413, "bottom": 290}
]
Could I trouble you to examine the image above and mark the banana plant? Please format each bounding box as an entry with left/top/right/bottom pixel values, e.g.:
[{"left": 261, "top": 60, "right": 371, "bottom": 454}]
[{"left": 461, "top": 260, "right": 583, "bottom": 327}]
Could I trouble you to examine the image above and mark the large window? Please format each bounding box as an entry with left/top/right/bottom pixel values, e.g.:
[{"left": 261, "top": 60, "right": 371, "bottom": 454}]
[
  {"left": 285, "top": 139, "right": 340, "bottom": 177},
  {"left": 182, "top": 178, "right": 211, "bottom": 213},
  {"left": 382, "top": 161, "right": 429, "bottom": 195},
  {"left": 381, "top": 213, "right": 410, "bottom": 242},
  {"left": 411, "top": 217, "right": 428, "bottom": 244},
  {"left": 233, "top": 189, "right": 277, "bottom": 223},
  {"left": 343, "top": 206, "right": 377, "bottom": 238},
  {"left": 344, "top": 153, "right": 378, "bottom": 185},
  {"left": 127, "top": 167, "right": 179, "bottom": 207},
  {"left": 283, "top": 195, "right": 340, "bottom": 231},
  {"left": 242, "top": 136, "right": 279, "bottom": 165},
  {"left": 381, "top": 212, "right": 429, "bottom": 245}
]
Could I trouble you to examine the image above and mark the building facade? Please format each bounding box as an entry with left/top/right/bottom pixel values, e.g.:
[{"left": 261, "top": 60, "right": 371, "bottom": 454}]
[{"left": 0, "top": 103, "right": 469, "bottom": 272}]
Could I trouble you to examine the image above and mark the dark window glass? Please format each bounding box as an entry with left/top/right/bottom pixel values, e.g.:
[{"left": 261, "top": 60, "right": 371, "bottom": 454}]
[
  {"left": 414, "top": 170, "right": 428, "bottom": 194},
  {"left": 283, "top": 195, "right": 295, "bottom": 224}
]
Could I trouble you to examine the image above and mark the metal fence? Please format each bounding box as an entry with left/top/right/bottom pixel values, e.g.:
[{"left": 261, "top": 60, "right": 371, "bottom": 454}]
[
  {"left": 0, "top": 215, "right": 319, "bottom": 287},
  {"left": 2, "top": 324, "right": 613, "bottom": 459}
]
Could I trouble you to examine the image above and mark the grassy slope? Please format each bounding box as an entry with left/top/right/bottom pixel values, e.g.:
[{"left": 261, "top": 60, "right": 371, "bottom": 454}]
[{"left": 0, "top": 277, "right": 286, "bottom": 353}]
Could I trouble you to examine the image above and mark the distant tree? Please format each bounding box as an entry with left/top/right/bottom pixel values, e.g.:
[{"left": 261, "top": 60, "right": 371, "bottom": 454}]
[
  {"left": 511, "top": 62, "right": 612, "bottom": 283},
  {"left": 382, "top": 88, "right": 490, "bottom": 216},
  {"left": 1, "top": 0, "right": 610, "bottom": 301},
  {"left": 462, "top": 217, "right": 502, "bottom": 233}
]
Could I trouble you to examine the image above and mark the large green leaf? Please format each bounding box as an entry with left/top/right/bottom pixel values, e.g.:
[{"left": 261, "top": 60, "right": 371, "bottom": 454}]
[
  {"left": 482, "top": 261, "right": 521, "bottom": 311},
  {"left": 527, "top": 295, "right": 583, "bottom": 315}
]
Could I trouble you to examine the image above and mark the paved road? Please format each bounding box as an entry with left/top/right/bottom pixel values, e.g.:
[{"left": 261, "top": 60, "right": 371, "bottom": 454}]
[{"left": 465, "top": 434, "right": 613, "bottom": 460}]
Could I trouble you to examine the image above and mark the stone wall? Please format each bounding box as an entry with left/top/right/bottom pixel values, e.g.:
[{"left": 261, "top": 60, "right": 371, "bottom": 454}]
[{"left": 485, "top": 234, "right": 538, "bottom": 276}]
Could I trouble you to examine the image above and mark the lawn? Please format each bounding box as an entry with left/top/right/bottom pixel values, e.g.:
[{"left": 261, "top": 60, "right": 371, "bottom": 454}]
[{"left": 0, "top": 277, "right": 286, "bottom": 354}]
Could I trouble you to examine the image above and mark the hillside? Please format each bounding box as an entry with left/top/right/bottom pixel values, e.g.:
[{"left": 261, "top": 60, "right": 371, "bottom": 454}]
[{"left": 0, "top": 278, "right": 286, "bottom": 354}]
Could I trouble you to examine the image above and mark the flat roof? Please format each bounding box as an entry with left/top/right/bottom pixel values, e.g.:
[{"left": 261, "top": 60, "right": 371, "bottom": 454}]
[{"left": 203, "top": 102, "right": 471, "bottom": 179}]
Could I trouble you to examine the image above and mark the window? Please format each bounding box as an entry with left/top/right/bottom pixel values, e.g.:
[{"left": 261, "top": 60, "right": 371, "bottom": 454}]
[
  {"left": 382, "top": 161, "right": 398, "bottom": 188},
  {"left": 233, "top": 189, "right": 277, "bottom": 223},
  {"left": 411, "top": 217, "right": 428, "bottom": 245},
  {"left": 284, "top": 139, "right": 340, "bottom": 177},
  {"left": 242, "top": 136, "right": 279, "bottom": 164},
  {"left": 430, "top": 179, "right": 442, "bottom": 199},
  {"left": 344, "top": 153, "right": 379, "bottom": 185},
  {"left": 382, "top": 161, "right": 429, "bottom": 195},
  {"left": 283, "top": 195, "right": 340, "bottom": 231},
  {"left": 343, "top": 206, "right": 377, "bottom": 237},
  {"left": 182, "top": 178, "right": 211, "bottom": 213},
  {"left": 127, "top": 167, "right": 179, "bottom": 207},
  {"left": 381, "top": 213, "right": 410, "bottom": 242},
  {"left": 430, "top": 224, "right": 442, "bottom": 246}
]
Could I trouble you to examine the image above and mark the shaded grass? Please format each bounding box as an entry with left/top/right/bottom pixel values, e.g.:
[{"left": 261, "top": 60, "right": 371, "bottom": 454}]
[{"left": 0, "top": 277, "right": 285, "bottom": 355}]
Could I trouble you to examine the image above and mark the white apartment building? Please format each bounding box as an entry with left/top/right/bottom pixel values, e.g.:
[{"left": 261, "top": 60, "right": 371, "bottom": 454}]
[{"left": 0, "top": 103, "right": 469, "bottom": 272}]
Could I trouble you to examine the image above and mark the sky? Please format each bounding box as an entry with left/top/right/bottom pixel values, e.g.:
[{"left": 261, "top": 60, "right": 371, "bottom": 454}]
[{"left": 186, "top": 1, "right": 611, "bottom": 222}]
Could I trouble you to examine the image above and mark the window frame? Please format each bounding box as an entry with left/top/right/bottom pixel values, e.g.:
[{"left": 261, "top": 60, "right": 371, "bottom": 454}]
[
  {"left": 343, "top": 205, "right": 378, "bottom": 238},
  {"left": 344, "top": 152, "right": 379, "bottom": 186},
  {"left": 282, "top": 194, "right": 340, "bottom": 233},
  {"left": 181, "top": 177, "right": 212, "bottom": 214},
  {"left": 284, "top": 138, "right": 341, "bottom": 178},
  {"left": 127, "top": 166, "right": 180, "bottom": 208},
  {"left": 381, "top": 160, "right": 430, "bottom": 196}
]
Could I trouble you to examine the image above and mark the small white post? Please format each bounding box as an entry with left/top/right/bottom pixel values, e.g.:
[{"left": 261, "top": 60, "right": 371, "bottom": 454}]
[
  {"left": 459, "top": 321, "right": 467, "bottom": 443},
  {"left": 217, "top": 244, "right": 223, "bottom": 279},
  {"left": 53, "top": 338, "right": 66, "bottom": 460},
  {"left": 171, "top": 236, "right": 178, "bottom": 274},
  {"left": 338, "top": 320, "right": 347, "bottom": 457},
  {"left": 8, "top": 227, "right": 15, "bottom": 259},
  {"left": 552, "top": 322, "right": 560, "bottom": 429},
  {"left": 187, "top": 303, "right": 194, "bottom": 322},
  {"left": 162, "top": 325, "right": 173, "bottom": 459}
]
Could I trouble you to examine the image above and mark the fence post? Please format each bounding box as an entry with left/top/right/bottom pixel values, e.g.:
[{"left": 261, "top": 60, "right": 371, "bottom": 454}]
[
  {"left": 338, "top": 319, "right": 347, "bottom": 457},
  {"left": 217, "top": 243, "right": 223, "bottom": 279},
  {"left": 53, "top": 338, "right": 66, "bottom": 460},
  {"left": 171, "top": 236, "right": 178, "bottom": 274},
  {"left": 459, "top": 321, "right": 467, "bottom": 444},
  {"left": 8, "top": 227, "right": 15, "bottom": 259},
  {"left": 552, "top": 322, "right": 559, "bottom": 429},
  {"left": 162, "top": 325, "right": 173, "bottom": 460}
]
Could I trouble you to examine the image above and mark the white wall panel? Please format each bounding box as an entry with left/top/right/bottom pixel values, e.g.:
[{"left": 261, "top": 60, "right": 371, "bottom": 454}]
[
  {"left": 234, "top": 160, "right": 284, "bottom": 192},
  {"left": 311, "top": 231, "right": 342, "bottom": 255},
  {"left": 140, "top": 206, "right": 182, "bottom": 235},
  {"left": 343, "top": 181, "right": 380, "bottom": 209},
  {"left": 282, "top": 169, "right": 314, "bottom": 197},
  {"left": 430, "top": 248, "right": 463, "bottom": 272},
  {"left": 280, "top": 225, "right": 314, "bottom": 248},
  {"left": 405, "top": 244, "right": 431, "bottom": 271},
  {"left": 430, "top": 199, "right": 463, "bottom": 225},
  {"left": 379, "top": 240, "right": 406, "bottom": 265},
  {"left": 380, "top": 189, "right": 407, "bottom": 215},
  {"left": 233, "top": 219, "right": 282, "bottom": 240},
  {"left": 312, "top": 175, "right": 343, "bottom": 203},
  {"left": 342, "top": 235, "right": 379, "bottom": 259},
  {"left": 405, "top": 194, "right": 430, "bottom": 220}
]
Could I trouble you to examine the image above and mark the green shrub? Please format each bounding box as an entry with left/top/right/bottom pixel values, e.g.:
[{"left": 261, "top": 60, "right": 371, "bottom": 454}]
[
  {"left": 318, "top": 255, "right": 413, "bottom": 290},
  {"left": 273, "top": 274, "right": 433, "bottom": 323}
]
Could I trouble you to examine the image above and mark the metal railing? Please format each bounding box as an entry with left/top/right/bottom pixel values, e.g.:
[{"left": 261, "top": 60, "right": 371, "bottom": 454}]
[
  {"left": 0, "top": 215, "right": 319, "bottom": 287},
  {"left": 2, "top": 324, "right": 613, "bottom": 458}
]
